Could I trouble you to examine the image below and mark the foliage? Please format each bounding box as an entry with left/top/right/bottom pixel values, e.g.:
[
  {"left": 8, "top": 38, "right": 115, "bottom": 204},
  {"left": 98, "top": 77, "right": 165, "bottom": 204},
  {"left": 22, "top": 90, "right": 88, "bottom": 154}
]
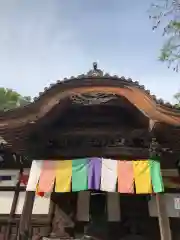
[
  {"left": 0, "top": 88, "right": 31, "bottom": 111},
  {"left": 149, "top": 0, "right": 180, "bottom": 70},
  {"left": 174, "top": 91, "right": 180, "bottom": 107}
]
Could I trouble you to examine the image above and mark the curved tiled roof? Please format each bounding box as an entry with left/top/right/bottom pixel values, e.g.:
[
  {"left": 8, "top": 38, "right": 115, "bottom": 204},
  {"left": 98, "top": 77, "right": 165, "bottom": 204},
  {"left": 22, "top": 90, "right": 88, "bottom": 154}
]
[{"left": 0, "top": 63, "right": 180, "bottom": 128}]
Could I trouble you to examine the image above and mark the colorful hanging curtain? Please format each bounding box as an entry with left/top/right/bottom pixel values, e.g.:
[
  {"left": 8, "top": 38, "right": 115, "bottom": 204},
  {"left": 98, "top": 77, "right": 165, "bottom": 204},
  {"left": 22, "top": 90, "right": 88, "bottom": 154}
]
[
  {"left": 149, "top": 158, "right": 164, "bottom": 193},
  {"left": 100, "top": 158, "right": 117, "bottom": 192},
  {"left": 118, "top": 161, "right": 134, "bottom": 193},
  {"left": 133, "top": 160, "right": 152, "bottom": 194},
  {"left": 55, "top": 160, "right": 72, "bottom": 192},
  {"left": 72, "top": 158, "right": 88, "bottom": 191},
  {"left": 26, "top": 160, "right": 43, "bottom": 191},
  {"left": 25, "top": 158, "right": 165, "bottom": 195},
  {"left": 38, "top": 161, "right": 56, "bottom": 193},
  {"left": 88, "top": 157, "right": 102, "bottom": 190}
]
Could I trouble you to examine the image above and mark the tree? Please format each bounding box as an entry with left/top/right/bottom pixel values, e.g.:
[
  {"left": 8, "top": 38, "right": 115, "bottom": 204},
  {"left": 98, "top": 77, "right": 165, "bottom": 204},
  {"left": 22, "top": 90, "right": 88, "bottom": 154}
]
[
  {"left": 173, "top": 91, "right": 180, "bottom": 107},
  {"left": 149, "top": 0, "right": 180, "bottom": 71},
  {"left": 0, "top": 88, "right": 31, "bottom": 111}
]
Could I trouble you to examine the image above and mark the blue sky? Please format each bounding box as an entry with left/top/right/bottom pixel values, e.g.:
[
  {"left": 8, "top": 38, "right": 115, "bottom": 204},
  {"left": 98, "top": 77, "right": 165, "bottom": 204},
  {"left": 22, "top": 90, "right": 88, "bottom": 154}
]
[{"left": 0, "top": 0, "right": 179, "bottom": 103}]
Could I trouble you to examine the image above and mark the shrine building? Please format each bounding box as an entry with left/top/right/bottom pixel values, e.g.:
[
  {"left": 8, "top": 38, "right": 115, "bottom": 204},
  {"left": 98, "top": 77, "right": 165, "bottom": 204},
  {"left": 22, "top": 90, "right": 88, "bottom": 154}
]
[{"left": 0, "top": 63, "right": 179, "bottom": 240}]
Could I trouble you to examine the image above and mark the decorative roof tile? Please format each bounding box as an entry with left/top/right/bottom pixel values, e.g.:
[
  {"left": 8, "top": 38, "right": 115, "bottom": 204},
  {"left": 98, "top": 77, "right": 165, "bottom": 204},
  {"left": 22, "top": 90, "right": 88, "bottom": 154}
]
[
  {"left": 31, "top": 62, "right": 175, "bottom": 110},
  {"left": 0, "top": 63, "right": 179, "bottom": 126}
]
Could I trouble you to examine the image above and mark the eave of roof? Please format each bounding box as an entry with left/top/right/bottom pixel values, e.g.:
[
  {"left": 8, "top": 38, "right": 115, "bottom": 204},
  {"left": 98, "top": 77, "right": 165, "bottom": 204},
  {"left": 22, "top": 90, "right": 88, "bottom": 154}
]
[{"left": 0, "top": 63, "right": 180, "bottom": 128}]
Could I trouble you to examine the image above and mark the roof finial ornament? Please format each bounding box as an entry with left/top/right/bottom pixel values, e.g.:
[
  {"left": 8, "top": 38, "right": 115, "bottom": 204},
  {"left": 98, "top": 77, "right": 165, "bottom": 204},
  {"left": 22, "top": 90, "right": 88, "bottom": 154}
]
[
  {"left": 93, "top": 62, "right": 98, "bottom": 71},
  {"left": 87, "top": 62, "right": 103, "bottom": 77}
]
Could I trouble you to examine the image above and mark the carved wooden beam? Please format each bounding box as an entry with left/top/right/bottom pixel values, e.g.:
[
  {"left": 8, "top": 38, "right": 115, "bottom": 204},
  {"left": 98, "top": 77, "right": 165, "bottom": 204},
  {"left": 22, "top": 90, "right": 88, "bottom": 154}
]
[
  {"left": 56, "top": 128, "right": 149, "bottom": 136},
  {"left": 28, "top": 146, "right": 149, "bottom": 160}
]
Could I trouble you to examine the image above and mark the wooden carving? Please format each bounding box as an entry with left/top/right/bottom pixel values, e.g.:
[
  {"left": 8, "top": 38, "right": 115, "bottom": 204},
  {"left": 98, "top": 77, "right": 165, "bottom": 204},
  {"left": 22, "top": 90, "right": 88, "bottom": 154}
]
[
  {"left": 49, "top": 200, "right": 75, "bottom": 238},
  {"left": 50, "top": 206, "right": 71, "bottom": 238}
]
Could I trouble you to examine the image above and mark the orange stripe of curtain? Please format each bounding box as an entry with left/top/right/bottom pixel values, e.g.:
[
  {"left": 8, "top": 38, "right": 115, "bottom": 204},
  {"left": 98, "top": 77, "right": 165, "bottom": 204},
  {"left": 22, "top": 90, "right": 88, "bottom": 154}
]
[
  {"left": 118, "top": 161, "right": 134, "bottom": 193},
  {"left": 133, "top": 160, "right": 152, "bottom": 194},
  {"left": 38, "top": 161, "right": 56, "bottom": 193},
  {"left": 55, "top": 160, "right": 72, "bottom": 192}
]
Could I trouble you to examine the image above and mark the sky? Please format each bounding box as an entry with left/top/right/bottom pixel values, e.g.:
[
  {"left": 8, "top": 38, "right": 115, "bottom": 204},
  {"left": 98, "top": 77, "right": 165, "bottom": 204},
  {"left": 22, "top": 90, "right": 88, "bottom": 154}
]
[{"left": 0, "top": 0, "right": 179, "bottom": 103}]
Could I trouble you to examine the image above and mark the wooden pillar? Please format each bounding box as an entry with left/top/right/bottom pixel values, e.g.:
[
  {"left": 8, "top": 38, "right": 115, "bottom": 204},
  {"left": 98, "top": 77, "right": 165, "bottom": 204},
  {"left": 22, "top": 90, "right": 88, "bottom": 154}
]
[
  {"left": 46, "top": 198, "right": 55, "bottom": 237},
  {"left": 5, "top": 169, "right": 22, "bottom": 240},
  {"left": 156, "top": 194, "right": 172, "bottom": 240},
  {"left": 18, "top": 191, "right": 35, "bottom": 240},
  {"left": 149, "top": 120, "right": 172, "bottom": 240},
  {"left": 107, "top": 192, "right": 121, "bottom": 222}
]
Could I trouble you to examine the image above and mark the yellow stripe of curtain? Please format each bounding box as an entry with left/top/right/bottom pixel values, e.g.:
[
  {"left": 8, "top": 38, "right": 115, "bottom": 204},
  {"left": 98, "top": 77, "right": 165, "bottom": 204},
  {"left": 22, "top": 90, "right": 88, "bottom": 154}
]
[
  {"left": 133, "top": 160, "right": 152, "bottom": 194},
  {"left": 55, "top": 160, "right": 72, "bottom": 192}
]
